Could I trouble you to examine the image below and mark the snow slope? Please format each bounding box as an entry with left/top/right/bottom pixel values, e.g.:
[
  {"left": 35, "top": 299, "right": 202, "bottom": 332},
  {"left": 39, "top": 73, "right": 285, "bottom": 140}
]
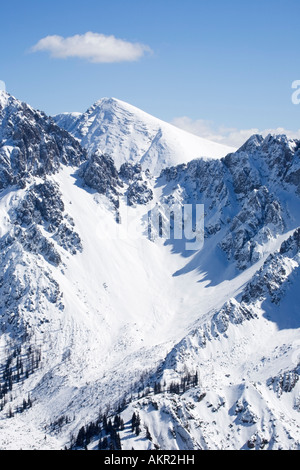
[
  {"left": 0, "top": 92, "right": 299, "bottom": 450},
  {"left": 54, "top": 98, "right": 235, "bottom": 175},
  {"left": 0, "top": 161, "right": 298, "bottom": 450}
]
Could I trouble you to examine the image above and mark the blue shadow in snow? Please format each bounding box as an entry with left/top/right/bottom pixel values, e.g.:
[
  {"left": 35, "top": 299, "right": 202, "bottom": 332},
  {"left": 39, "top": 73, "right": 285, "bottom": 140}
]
[
  {"left": 260, "top": 265, "right": 300, "bottom": 330},
  {"left": 164, "top": 234, "right": 238, "bottom": 287}
]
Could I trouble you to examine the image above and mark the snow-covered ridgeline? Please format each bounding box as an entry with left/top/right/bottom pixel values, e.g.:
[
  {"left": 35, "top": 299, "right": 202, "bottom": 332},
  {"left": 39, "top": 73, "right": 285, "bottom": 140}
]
[{"left": 0, "top": 91, "right": 299, "bottom": 450}]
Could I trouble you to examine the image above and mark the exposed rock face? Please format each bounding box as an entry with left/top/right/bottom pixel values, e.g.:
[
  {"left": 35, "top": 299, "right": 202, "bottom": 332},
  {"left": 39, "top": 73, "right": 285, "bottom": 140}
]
[
  {"left": 225, "top": 134, "right": 300, "bottom": 196},
  {"left": 119, "top": 162, "right": 143, "bottom": 181},
  {"left": 280, "top": 227, "right": 300, "bottom": 256},
  {"left": 0, "top": 94, "right": 84, "bottom": 342},
  {"left": 11, "top": 180, "right": 82, "bottom": 256},
  {"left": 119, "top": 162, "right": 153, "bottom": 206},
  {"left": 79, "top": 152, "right": 121, "bottom": 196},
  {"left": 220, "top": 186, "right": 285, "bottom": 269},
  {"left": 14, "top": 181, "right": 65, "bottom": 229},
  {"left": 79, "top": 157, "right": 154, "bottom": 208},
  {"left": 235, "top": 399, "right": 258, "bottom": 424},
  {"left": 0, "top": 92, "right": 86, "bottom": 190},
  {"left": 242, "top": 227, "right": 300, "bottom": 304},
  {"left": 160, "top": 134, "right": 300, "bottom": 270},
  {"left": 0, "top": 92, "right": 300, "bottom": 450},
  {"left": 268, "top": 367, "right": 300, "bottom": 397},
  {"left": 0, "top": 226, "right": 64, "bottom": 341}
]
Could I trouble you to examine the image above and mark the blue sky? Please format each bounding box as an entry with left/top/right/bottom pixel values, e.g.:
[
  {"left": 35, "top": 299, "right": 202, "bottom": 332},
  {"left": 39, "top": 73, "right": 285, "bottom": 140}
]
[{"left": 0, "top": 0, "right": 299, "bottom": 145}]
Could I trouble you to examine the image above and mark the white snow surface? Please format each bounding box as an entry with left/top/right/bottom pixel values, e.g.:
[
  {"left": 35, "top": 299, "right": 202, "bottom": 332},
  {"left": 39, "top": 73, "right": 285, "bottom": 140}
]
[
  {"left": 0, "top": 164, "right": 299, "bottom": 450},
  {"left": 0, "top": 93, "right": 299, "bottom": 450},
  {"left": 0, "top": 91, "right": 9, "bottom": 109},
  {"left": 54, "top": 98, "right": 235, "bottom": 175}
]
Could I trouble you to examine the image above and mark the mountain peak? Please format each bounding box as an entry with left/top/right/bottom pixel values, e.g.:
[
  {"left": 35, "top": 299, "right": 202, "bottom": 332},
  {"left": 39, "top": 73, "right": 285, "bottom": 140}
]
[
  {"left": 238, "top": 133, "right": 298, "bottom": 154},
  {"left": 0, "top": 90, "right": 15, "bottom": 110},
  {"left": 0, "top": 93, "right": 86, "bottom": 190},
  {"left": 237, "top": 134, "right": 264, "bottom": 152},
  {"left": 0, "top": 92, "right": 299, "bottom": 450},
  {"left": 90, "top": 96, "right": 157, "bottom": 123},
  {"left": 54, "top": 97, "right": 236, "bottom": 175},
  {"left": 94, "top": 96, "right": 121, "bottom": 106}
]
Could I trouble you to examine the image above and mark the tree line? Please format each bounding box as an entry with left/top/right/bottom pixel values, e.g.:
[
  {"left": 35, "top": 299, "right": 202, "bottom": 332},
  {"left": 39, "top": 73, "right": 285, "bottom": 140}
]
[{"left": 0, "top": 343, "right": 41, "bottom": 416}]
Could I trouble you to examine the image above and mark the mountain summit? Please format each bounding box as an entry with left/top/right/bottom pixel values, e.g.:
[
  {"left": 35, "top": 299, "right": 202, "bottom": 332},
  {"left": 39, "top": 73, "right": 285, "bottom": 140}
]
[
  {"left": 0, "top": 92, "right": 299, "bottom": 450},
  {"left": 0, "top": 91, "right": 86, "bottom": 190},
  {"left": 54, "top": 97, "right": 235, "bottom": 174}
]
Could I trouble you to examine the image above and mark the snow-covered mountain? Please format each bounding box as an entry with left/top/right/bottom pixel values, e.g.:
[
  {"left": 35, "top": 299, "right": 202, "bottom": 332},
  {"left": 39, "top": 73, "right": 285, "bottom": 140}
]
[
  {"left": 0, "top": 90, "right": 299, "bottom": 450},
  {"left": 0, "top": 92, "right": 86, "bottom": 190},
  {"left": 53, "top": 97, "right": 235, "bottom": 175}
]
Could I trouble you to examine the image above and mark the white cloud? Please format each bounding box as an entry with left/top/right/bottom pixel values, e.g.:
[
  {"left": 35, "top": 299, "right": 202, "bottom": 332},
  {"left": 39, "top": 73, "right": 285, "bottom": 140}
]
[
  {"left": 0, "top": 80, "right": 6, "bottom": 92},
  {"left": 171, "top": 116, "right": 300, "bottom": 148},
  {"left": 31, "top": 32, "right": 152, "bottom": 63}
]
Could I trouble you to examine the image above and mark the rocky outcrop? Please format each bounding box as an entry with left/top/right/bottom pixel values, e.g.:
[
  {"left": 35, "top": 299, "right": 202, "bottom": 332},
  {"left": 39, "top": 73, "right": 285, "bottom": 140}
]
[
  {"left": 220, "top": 186, "right": 285, "bottom": 269},
  {"left": 119, "top": 162, "right": 153, "bottom": 206},
  {"left": 160, "top": 134, "right": 299, "bottom": 270},
  {"left": 242, "top": 227, "right": 300, "bottom": 304},
  {"left": 0, "top": 92, "right": 86, "bottom": 190},
  {"left": 268, "top": 366, "right": 300, "bottom": 397},
  {"left": 78, "top": 152, "right": 122, "bottom": 207},
  {"left": 11, "top": 180, "right": 82, "bottom": 256}
]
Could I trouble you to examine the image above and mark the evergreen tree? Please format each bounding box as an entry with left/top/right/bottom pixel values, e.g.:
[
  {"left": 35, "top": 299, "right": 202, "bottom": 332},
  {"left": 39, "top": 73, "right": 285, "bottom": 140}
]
[
  {"left": 115, "top": 432, "right": 122, "bottom": 450},
  {"left": 193, "top": 372, "right": 199, "bottom": 386},
  {"left": 120, "top": 418, "right": 125, "bottom": 430},
  {"left": 154, "top": 382, "right": 161, "bottom": 394},
  {"left": 75, "top": 426, "right": 86, "bottom": 448},
  {"left": 135, "top": 413, "right": 141, "bottom": 436},
  {"left": 146, "top": 426, "right": 152, "bottom": 441},
  {"left": 131, "top": 412, "right": 137, "bottom": 433},
  {"left": 103, "top": 414, "right": 108, "bottom": 432},
  {"left": 113, "top": 415, "right": 120, "bottom": 429}
]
